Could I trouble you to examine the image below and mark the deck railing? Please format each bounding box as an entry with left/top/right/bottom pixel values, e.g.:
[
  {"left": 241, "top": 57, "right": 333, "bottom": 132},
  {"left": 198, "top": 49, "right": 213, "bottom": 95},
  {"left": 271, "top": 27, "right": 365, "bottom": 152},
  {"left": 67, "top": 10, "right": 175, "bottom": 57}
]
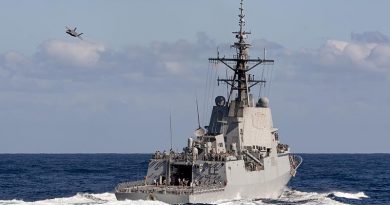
[
  {"left": 289, "top": 154, "right": 303, "bottom": 177},
  {"left": 116, "top": 181, "right": 225, "bottom": 195}
]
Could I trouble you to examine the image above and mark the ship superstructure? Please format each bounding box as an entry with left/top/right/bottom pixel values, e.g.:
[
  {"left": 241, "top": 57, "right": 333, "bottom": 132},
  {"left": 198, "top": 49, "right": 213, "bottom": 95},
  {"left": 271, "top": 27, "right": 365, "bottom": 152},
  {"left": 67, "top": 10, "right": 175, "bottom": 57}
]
[{"left": 115, "top": 1, "right": 301, "bottom": 203}]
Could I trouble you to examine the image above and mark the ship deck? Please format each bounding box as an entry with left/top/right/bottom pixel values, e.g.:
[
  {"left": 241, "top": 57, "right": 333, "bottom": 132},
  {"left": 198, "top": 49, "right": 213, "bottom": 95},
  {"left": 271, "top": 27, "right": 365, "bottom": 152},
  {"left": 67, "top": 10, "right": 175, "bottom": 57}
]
[{"left": 115, "top": 180, "right": 225, "bottom": 195}]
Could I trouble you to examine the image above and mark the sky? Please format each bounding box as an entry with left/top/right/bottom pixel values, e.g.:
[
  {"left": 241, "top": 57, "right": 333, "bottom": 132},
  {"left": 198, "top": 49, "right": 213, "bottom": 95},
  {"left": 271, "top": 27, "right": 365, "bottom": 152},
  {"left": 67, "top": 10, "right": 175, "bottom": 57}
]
[{"left": 0, "top": 0, "right": 389, "bottom": 153}]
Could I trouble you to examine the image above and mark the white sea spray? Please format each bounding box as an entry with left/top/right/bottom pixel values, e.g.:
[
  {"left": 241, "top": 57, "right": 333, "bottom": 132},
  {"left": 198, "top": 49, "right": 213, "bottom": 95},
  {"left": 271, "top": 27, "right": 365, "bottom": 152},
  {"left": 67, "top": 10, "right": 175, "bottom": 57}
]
[{"left": 0, "top": 189, "right": 369, "bottom": 205}]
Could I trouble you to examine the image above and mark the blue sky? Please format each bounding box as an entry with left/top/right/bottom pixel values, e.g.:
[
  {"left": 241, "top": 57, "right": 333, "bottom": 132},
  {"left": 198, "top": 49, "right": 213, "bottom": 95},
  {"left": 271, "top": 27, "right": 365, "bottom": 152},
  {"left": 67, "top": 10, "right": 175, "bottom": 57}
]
[{"left": 0, "top": 0, "right": 389, "bottom": 153}]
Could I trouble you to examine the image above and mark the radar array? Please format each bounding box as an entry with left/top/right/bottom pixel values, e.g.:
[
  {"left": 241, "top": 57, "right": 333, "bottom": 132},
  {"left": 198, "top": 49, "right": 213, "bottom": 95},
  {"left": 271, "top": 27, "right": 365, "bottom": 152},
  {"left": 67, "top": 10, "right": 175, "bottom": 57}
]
[{"left": 209, "top": 0, "right": 274, "bottom": 106}]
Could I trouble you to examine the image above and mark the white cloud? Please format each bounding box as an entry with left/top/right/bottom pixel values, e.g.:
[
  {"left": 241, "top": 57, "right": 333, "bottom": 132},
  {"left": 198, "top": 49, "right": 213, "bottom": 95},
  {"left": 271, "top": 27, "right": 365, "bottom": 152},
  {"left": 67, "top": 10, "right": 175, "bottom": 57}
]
[
  {"left": 286, "top": 34, "right": 390, "bottom": 78},
  {"left": 1, "top": 32, "right": 390, "bottom": 153},
  {"left": 366, "top": 44, "right": 390, "bottom": 69},
  {"left": 4, "top": 51, "right": 30, "bottom": 66},
  {"left": 40, "top": 40, "right": 105, "bottom": 67},
  {"left": 324, "top": 40, "right": 348, "bottom": 52},
  {"left": 164, "top": 61, "right": 183, "bottom": 74}
]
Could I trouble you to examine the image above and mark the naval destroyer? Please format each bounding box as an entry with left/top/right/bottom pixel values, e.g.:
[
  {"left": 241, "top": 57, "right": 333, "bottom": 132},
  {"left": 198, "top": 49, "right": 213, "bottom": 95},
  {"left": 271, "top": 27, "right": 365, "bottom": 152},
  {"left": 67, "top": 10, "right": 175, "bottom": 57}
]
[{"left": 115, "top": 1, "right": 302, "bottom": 203}]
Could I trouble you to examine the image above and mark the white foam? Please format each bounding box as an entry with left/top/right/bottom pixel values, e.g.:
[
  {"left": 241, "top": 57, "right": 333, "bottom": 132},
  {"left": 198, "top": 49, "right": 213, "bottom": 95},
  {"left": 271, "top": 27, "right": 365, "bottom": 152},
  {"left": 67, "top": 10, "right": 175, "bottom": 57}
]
[
  {"left": 276, "top": 189, "right": 350, "bottom": 205},
  {"left": 0, "top": 190, "right": 368, "bottom": 205},
  {"left": 0, "top": 193, "right": 168, "bottom": 205},
  {"left": 332, "top": 191, "right": 369, "bottom": 200},
  {"left": 215, "top": 188, "right": 351, "bottom": 205}
]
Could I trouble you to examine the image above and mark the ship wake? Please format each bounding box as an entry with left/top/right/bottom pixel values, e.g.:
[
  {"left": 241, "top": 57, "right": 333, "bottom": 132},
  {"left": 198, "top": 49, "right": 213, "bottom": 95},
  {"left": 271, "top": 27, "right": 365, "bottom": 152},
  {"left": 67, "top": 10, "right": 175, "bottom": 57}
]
[
  {"left": 219, "top": 188, "right": 369, "bottom": 205},
  {"left": 0, "top": 189, "right": 369, "bottom": 205}
]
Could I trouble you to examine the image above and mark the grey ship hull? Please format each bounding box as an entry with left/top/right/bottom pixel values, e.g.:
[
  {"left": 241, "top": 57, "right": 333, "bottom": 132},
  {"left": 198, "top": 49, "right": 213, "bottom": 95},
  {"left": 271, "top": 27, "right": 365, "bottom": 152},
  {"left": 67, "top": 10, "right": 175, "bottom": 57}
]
[
  {"left": 116, "top": 174, "right": 291, "bottom": 204},
  {"left": 115, "top": 155, "right": 292, "bottom": 204}
]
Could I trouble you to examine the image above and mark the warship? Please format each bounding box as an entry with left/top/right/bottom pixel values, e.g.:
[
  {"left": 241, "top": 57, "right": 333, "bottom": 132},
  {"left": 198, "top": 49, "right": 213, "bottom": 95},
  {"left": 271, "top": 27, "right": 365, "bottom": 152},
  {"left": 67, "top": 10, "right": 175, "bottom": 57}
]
[{"left": 115, "top": 0, "right": 302, "bottom": 204}]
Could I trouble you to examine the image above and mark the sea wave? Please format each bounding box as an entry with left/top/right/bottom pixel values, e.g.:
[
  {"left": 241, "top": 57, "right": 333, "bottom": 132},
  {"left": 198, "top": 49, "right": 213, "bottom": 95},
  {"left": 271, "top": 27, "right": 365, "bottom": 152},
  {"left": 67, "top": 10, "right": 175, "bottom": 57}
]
[
  {"left": 0, "top": 193, "right": 168, "bottom": 205},
  {"left": 0, "top": 189, "right": 369, "bottom": 205},
  {"left": 330, "top": 191, "right": 369, "bottom": 200}
]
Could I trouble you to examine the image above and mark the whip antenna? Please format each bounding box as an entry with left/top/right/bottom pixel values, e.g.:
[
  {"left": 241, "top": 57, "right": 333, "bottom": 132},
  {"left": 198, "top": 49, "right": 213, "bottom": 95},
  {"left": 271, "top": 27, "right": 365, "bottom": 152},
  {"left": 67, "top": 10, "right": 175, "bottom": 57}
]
[
  {"left": 194, "top": 95, "right": 206, "bottom": 137},
  {"left": 169, "top": 111, "right": 173, "bottom": 151},
  {"left": 196, "top": 96, "right": 201, "bottom": 129}
]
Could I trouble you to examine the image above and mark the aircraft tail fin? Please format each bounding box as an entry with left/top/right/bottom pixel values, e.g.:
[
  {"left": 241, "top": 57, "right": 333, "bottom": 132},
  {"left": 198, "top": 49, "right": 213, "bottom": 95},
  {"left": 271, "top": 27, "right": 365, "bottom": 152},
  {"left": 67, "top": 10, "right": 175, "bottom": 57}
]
[{"left": 77, "top": 33, "right": 83, "bottom": 40}]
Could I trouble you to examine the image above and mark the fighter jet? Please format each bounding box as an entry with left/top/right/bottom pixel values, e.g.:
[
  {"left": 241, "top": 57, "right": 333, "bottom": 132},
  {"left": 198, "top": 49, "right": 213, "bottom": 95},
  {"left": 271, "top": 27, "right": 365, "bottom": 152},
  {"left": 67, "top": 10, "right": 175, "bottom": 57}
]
[{"left": 65, "top": 26, "right": 83, "bottom": 40}]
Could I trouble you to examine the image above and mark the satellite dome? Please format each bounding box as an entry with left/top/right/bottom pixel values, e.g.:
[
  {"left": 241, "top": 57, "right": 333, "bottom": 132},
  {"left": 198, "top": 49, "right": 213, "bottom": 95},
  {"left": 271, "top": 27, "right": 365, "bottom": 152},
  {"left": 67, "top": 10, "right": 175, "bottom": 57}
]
[
  {"left": 258, "top": 97, "right": 269, "bottom": 108},
  {"left": 194, "top": 127, "right": 206, "bottom": 137},
  {"left": 215, "top": 96, "right": 226, "bottom": 106}
]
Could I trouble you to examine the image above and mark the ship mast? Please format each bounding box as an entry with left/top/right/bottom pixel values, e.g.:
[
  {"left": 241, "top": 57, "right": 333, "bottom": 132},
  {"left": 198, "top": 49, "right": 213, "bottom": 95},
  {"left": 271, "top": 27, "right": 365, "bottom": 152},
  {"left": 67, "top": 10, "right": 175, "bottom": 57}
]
[{"left": 209, "top": 0, "right": 274, "bottom": 107}]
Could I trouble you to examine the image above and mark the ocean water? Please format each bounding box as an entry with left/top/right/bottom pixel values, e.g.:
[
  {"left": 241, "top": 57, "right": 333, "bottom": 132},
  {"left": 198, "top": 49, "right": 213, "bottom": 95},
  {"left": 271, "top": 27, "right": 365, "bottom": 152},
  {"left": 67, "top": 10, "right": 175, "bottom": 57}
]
[{"left": 0, "top": 154, "right": 388, "bottom": 205}]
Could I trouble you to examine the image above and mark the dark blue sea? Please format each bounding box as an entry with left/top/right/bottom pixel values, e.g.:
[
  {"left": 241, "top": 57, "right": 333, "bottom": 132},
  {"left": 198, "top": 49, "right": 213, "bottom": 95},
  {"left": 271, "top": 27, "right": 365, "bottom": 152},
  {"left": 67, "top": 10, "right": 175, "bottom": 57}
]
[{"left": 0, "top": 154, "right": 388, "bottom": 205}]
